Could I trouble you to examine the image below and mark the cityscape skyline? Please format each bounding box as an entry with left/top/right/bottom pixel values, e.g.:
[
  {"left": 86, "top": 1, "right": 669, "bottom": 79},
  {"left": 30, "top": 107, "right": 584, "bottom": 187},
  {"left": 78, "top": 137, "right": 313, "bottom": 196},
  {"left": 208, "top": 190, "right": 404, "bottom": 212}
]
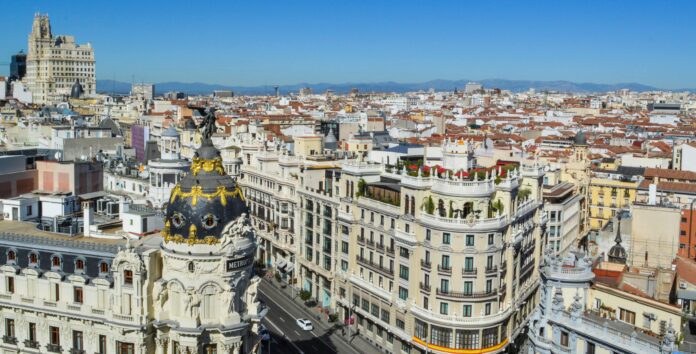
[{"left": 2, "top": 0, "right": 696, "bottom": 89}]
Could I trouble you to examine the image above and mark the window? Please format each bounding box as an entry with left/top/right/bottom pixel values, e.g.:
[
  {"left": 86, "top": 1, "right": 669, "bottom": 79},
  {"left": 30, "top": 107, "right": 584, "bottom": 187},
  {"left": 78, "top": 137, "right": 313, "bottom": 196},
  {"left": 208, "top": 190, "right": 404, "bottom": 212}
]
[
  {"left": 620, "top": 308, "right": 636, "bottom": 325},
  {"left": 442, "top": 232, "right": 451, "bottom": 245},
  {"left": 7, "top": 276, "right": 14, "bottom": 293},
  {"left": 482, "top": 327, "right": 499, "bottom": 348},
  {"left": 29, "top": 323, "right": 36, "bottom": 342},
  {"left": 76, "top": 259, "right": 85, "bottom": 271},
  {"left": 440, "top": 302, "right": 449, "bottom": 315},
  {"left": 29, "top": 253, "right": 38, "bottom": 265},
  {"left": 441, "top": 279, "right": 450, "bottom": 292},
  {"left": 464, "top": 257, "right": 474, "bottom": 272},
  {"left": 399, "top": 265, "right": 409, "bottom": 280},
  {"left": 466, "top": 235, "right": 475, "bottom": 246},
  {"left": 560, "top": 331, "right": 569, "bottom": 347},
  {"left": 431, "top": 325, "right": 452, "bottom": 347},
  {"left": 50, "top": 326, "right": 60, "bottom": 345},
  {"left": 486, "top": 279, "right": 492, "bottom": 293},
  {"left": 426, "top": 229, "right": 431, "bottom": 241},
  {"left": 586, "top": 342, "right": 596, "bottom": 354},
  {"left": 371, "top": 304, "right": 379, "bottom": 317},
  {"left": 73, "top": 330, "right": 84, "bottom": 350},
  {"left": 52, "top": 256, "right": 61, "bottom": 267},
  {"left": 74, "top": 287, "right": 83, "bottom": 304},
  {"left": 455, "top": 329, "right": 479, "bottom": 349},
  {"left": 488, "top": 234, "right": 494, "bottom": 245},
  {"left": 117, "top": 342, "right": 134, "bottom": 354},
  {"left": 396, "top": 318, "right": 405, "bottom": 330},
  {"left": 381, "top": 309, "right": 390, "bottom": 323},
  {"left": 53, "top": 283, "right": 60, "bottom": 301},
  {"left": 463, "top": 281, "right": 473, "bottom": 295},
  {"left": 7, "top": 250, "right": 15, "bottom": 261},
  {"left": 100, "top": 262, "right": 109, "bottom": 273},
  {"left": 423, "top": 296, "right": 429, "bottom": 309},
  {"left": 441, "top": 255, "right": 451, "bottom": 268},
  {"left": 485, "top": 303, "right": 491, "bottom": 315},
  {"left": 341, "top": 260, "right": 348, "bottom": 271},
  {"left": 341, "top": 241, "right": 349, "bottom": 254},
  {"left": 463, "top": 304, "right": 472, "bottom": 317},
  {"left": 99, "top": 335, "right": 107, "bottom": 354},
  {"left": 5, "top": 319, "right": 14, "bottom": 338},
  {"left": 124, "top": 270, "right": 133, "bottom": 284},
  {"left": 399, "top": 247, "right": 410, "bottom": 259},
  {"left": 398, "top": 286, "right": 408, "bottom": 300}
]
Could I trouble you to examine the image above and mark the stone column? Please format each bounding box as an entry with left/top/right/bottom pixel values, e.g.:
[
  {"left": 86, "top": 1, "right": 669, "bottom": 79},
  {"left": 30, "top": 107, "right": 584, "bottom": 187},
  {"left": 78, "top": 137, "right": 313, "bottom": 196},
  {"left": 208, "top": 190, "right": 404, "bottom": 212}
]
[{"left": 155, "top": 336, "right": 168, "bottom": 354}]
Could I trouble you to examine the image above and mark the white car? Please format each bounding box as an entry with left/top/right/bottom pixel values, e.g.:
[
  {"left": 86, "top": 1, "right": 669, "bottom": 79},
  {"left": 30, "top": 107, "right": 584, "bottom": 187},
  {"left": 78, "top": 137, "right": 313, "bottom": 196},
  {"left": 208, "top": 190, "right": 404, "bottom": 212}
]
[{"left": 296, "top": 318, "right": 313, "bottom": 331}]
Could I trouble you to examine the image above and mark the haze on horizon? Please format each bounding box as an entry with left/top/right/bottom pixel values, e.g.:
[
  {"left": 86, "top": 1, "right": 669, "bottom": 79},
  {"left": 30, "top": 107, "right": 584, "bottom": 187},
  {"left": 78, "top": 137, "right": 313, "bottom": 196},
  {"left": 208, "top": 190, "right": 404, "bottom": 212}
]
[{"left": 2, "top": 0, "right": 695, "bottom": 89}]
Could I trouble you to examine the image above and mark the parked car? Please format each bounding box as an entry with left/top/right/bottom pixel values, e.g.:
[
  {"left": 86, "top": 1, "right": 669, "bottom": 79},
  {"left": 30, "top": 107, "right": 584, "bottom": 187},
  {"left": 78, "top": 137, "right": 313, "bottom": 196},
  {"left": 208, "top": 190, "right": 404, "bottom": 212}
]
[{"left": 296, "top": 318, "right": 313, "bottom": 331}]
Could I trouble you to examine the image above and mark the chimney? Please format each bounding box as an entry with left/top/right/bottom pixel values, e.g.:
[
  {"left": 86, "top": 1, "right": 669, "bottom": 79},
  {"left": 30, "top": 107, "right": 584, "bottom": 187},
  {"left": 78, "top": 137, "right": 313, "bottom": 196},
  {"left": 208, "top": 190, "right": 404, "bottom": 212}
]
[
  {"left": 648, "top": 183, "right": 657, "bottom": 205},
  {"left": 82, "top": 201, "right": 92, "bottom": 236}
]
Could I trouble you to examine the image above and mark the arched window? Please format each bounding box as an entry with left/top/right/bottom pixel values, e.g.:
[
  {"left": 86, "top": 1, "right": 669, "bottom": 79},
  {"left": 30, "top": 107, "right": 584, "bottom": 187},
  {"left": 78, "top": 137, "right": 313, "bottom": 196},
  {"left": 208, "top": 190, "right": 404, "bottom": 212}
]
[
  {"left": 29, "top": 253, "right": 38, "bottom": 265},
  {"left": 52, "top": 256, "right": 61, "bottom": 268},
  {"left": 75, "top": 259, "right": 85, "bottom": 271},
  {"left": 7, "top": 250, "right": 16, "bottom": 261}
]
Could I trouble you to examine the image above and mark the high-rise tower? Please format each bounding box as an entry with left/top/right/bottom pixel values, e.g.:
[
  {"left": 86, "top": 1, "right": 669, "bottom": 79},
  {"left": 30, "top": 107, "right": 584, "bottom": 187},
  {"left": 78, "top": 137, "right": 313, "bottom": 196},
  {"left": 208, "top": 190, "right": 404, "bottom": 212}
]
[{"left": 25, "top": 13, "right": 96, "bottom": 104}]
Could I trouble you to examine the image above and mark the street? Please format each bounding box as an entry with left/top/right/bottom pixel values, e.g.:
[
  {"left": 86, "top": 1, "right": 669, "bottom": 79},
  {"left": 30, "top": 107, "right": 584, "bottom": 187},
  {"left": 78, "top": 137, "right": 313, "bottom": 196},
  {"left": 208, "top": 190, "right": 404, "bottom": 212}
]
[{"left": 257, "top": 279, "right": 365, "bottom": 354}]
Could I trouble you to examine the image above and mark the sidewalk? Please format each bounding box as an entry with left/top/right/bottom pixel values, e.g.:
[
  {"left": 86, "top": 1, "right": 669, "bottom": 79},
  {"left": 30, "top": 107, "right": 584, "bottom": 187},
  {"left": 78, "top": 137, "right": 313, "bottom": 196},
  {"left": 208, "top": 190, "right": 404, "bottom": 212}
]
[{"left": 263, "top": 278, "right": 385, "bottom": 354}]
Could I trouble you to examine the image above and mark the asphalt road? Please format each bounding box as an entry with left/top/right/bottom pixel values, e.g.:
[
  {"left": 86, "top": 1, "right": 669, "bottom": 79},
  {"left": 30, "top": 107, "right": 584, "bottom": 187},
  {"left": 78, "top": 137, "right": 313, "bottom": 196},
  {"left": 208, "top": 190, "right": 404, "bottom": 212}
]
[{"left": 257, "top": 280, "right": 360, "bottom": 354}]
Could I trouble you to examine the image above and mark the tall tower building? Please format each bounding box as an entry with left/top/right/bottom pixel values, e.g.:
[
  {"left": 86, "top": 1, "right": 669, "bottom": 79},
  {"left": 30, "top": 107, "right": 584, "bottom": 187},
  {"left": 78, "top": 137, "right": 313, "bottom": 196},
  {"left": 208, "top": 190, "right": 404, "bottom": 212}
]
[{"left": 25, "top": 13, "right": 96, "bottom": 104}]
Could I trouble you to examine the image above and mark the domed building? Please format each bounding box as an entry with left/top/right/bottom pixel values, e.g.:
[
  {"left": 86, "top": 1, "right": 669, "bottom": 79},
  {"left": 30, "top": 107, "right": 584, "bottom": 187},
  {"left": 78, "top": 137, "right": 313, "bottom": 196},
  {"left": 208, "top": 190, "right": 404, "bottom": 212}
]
[
  {"left": 0, "top": 110, "right": 264, "bottom": 354},
  {"left": 154, "top": 110, "right": 265, "bottom": 352}
]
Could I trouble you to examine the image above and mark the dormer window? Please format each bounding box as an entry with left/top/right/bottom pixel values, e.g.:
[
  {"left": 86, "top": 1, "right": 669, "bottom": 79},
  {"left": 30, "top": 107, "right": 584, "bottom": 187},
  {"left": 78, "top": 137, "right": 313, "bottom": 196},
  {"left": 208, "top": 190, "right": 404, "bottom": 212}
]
[
  {"left": 7, "top": 250, "right": 16, "bottom": 262},
  {"left": 75, "top": 259, "right": 85, "bottom": 272},
  {"left": 124, "top": 270, "right": 133, "bottom": 284},
  {"left": 29, "top": 253, "right": 38, "bottom": 265},
  {"left": 99, "top": 262, "right": 109, "bottom": 274},
  {"left": 52, "top": 256, "right": 61, "bottom": 268}
]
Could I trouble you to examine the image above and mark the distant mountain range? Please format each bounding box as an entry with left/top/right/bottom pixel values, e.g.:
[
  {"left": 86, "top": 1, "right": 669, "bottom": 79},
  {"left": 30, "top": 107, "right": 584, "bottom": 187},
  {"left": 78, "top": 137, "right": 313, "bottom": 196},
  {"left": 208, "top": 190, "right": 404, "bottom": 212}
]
[{"left": 96, "top": 78, "right": 693, "bottom": 96}]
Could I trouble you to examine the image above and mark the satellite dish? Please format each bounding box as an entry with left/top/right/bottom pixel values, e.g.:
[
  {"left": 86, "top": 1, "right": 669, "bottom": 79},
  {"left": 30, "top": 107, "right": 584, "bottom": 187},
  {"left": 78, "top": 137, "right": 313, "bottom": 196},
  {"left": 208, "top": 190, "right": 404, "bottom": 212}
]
[{"left": 54, "top": 151, "right": 62, "bottom": 161}]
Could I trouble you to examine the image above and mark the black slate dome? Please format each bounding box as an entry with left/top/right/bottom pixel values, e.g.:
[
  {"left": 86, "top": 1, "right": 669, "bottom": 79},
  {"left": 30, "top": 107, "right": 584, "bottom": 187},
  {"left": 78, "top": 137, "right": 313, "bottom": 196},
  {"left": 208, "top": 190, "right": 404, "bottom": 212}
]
[{"left": 163, "top": 110, "right": 247, "bottom": 245}]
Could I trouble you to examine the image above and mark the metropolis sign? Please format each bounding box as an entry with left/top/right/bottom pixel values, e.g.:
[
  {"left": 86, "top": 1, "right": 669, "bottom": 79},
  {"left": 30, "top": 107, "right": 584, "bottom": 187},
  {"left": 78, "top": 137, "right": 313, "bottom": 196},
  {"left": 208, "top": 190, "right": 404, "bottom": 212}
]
[{"left": 227, "top": 256, "right": 253, "bottom": 271}]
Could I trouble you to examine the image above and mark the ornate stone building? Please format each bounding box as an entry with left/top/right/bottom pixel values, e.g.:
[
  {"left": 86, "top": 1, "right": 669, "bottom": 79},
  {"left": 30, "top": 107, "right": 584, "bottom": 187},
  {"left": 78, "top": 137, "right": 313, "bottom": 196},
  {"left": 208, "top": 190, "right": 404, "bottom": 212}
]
[
  {"left": 0, "top": 112, "right": 265, "bottom": 354},
  {"left": 25, "top": 13, "right": 96, "bottom": 105}
]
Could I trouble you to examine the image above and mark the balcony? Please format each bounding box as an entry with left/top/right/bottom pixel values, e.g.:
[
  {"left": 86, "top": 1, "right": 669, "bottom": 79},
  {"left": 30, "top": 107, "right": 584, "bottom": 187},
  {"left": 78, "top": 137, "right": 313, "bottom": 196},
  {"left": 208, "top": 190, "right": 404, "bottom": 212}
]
[
  {"left": 356, "top": 256, "right": 393, "bottom": 278},
  {"left": 366, "top": 239, "right": 375, "bottom": 249},
  {"left": 357, "top": 236, "right": 365, "bottom": 245},
  {"left": 436, "top": 288, "right": 497, "bottom": 299},
  {"left": 2, "top": 336, "right": 17, "bottom": 345},
  {"left": 24, "top": 340, "right": 40, "bottom": 349},
  {"left": 47, "top": 344, "right": 62, "bottom": 353},
  {"left": 420, "top": 212, "right": 507, "bottom": 231},
  {"left": 485, "top": 266, "right": 498, "bottom": 275},
  {"left": 437, "top": 265, "right": 452, "bottom": 275},
  {"left": 431, "top": 177, "right": 496, "bottom": 197},
  {"left": 419, "top": 282, "right": 431, "bottom": 292},
  {"left": 462, "top": 267, "right": 478, "bottom": 276},
  {"left": 385, "top": 247, "right": 395, "bottom": 256},
  {"left": 376, "top": 243, "right": 385, "bottom": 251},
  {"left": 420, "top": 260, "right": 431, "bottom": 269},
  {"left": 70, "top": 349, "right": 86, "bottom": 354}
]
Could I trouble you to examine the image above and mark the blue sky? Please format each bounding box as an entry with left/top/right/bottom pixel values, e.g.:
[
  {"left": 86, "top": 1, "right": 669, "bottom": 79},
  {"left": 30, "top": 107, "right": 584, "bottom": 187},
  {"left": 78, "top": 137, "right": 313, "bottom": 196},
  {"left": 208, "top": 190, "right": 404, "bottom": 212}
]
[{"left": 2, "top": 1, "right": 695, "bottom": 88}]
